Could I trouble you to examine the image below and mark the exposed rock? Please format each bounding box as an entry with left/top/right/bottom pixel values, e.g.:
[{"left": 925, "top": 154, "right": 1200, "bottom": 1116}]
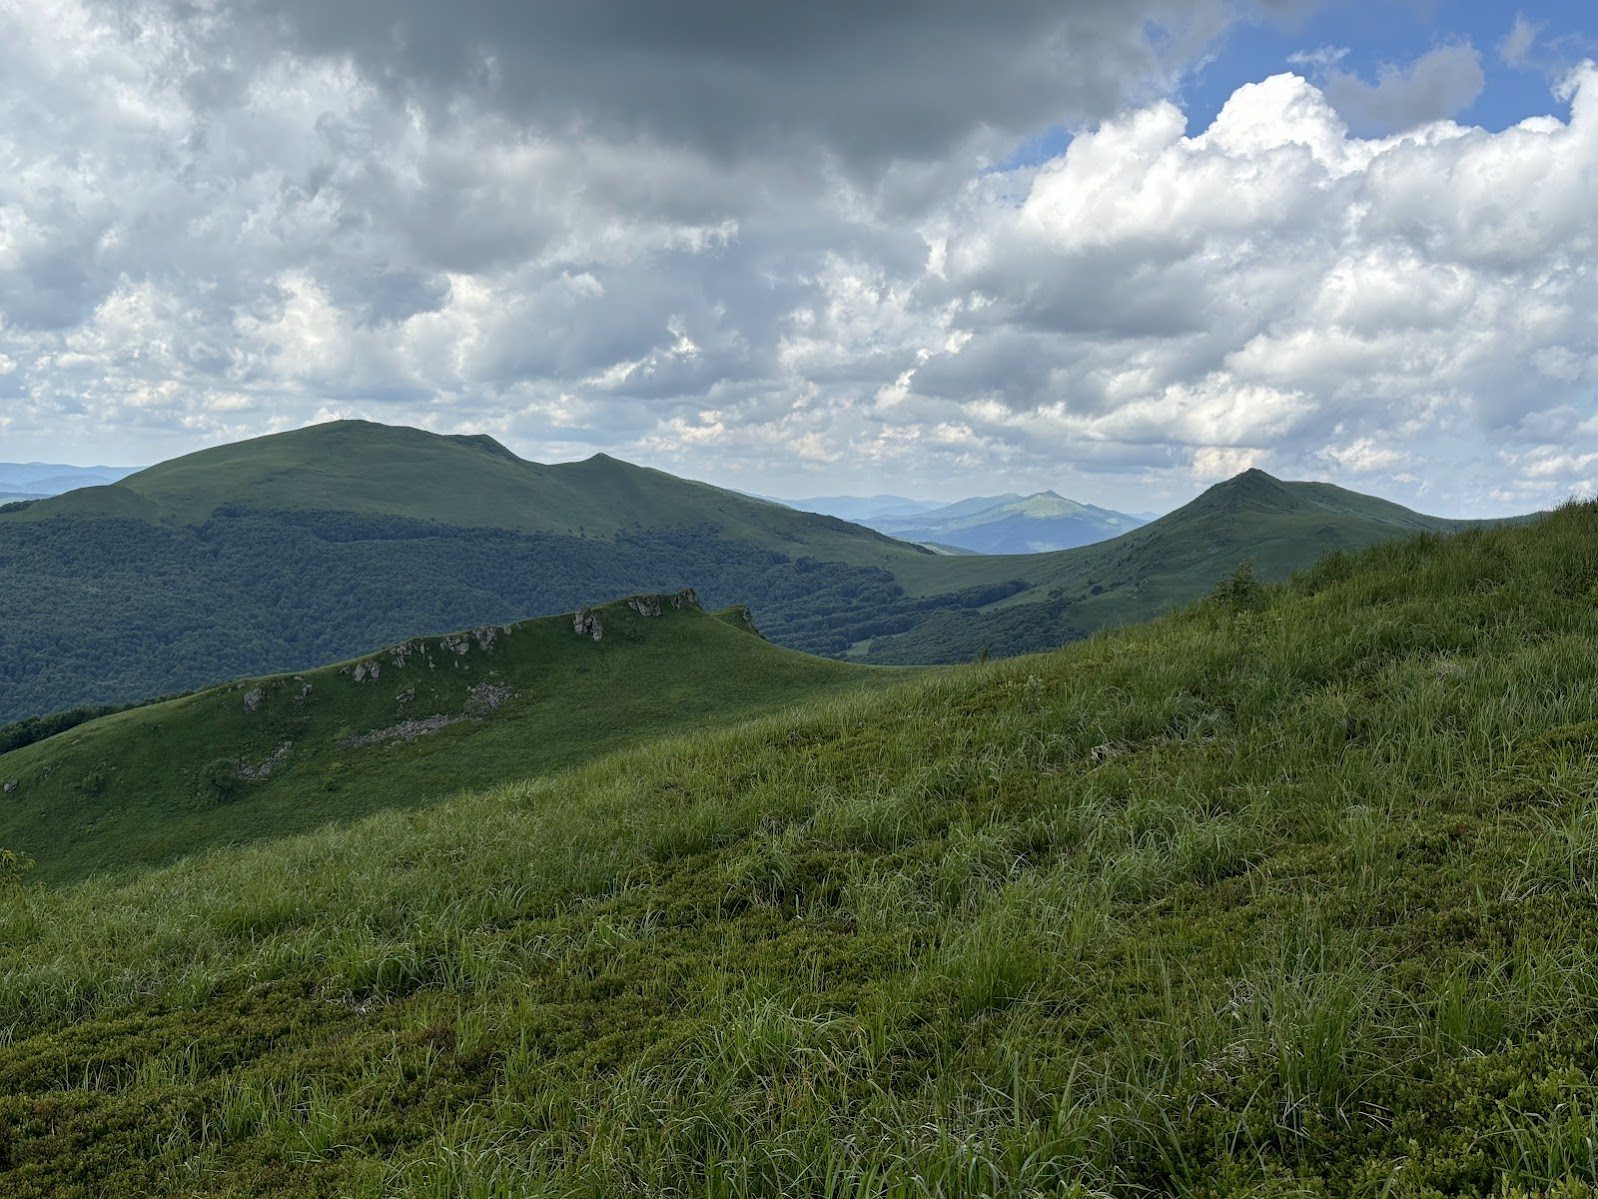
[
  {"left": 574, "top": 608, "right": 604, "bottom": 640},
  {"left": 353, "top": 661, "right": 381, "bottom": 683},
  {"left": 470, "top": 625, "right": 509, "bottom": 651},
  {"left": 243, "top": 687, "right": 265, "bottom": 712},
  {"left": 627, "top": 594, "right": 663, "bottom": 617},
  {"left": 2, "top": 780, "right": 16, "bottom": 794},
  {"left": 389, "top": 641, "right": 421, "bottom": 668},
  {"left": 339, "top": 715, "right": 453, "bottom": 749},
  {"left": 464, "top": 683, "right": 514, "bottom": 716},
  {"left": 238, "top": 741, "right": 293, "bottom": 782},
  {"left": 671, "top": 588, "right": 698, "bottom": 609},
  {"left": 395, "top": 687, "right": 416, "bottom": 707}
]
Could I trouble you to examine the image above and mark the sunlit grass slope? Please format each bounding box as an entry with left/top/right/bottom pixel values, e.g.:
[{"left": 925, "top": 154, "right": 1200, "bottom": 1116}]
[
  {"left": 8, "top": 507, "right": 1598, "bottom": 1195},
  {"left": 0, "top": 592, "right": 893, "bottom": 885}
]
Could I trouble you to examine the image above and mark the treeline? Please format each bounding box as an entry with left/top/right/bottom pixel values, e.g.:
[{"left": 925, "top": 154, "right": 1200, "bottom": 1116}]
[{"left": 0, "top": 509, "right": 1038, "bottom": 723}]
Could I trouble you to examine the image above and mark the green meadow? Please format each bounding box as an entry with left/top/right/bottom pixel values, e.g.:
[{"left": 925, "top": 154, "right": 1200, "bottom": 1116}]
[{"left": 4, "top": 506, "right": 1598, "bottom": 1195}]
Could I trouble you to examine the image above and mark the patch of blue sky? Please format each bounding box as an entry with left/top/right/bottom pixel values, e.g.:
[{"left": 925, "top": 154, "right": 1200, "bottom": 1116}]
[
  {"left": 996, "top": 0, "right": 1596, "bottom": 173},
  {"left": 1183, "top": 0, "right": 1598, "bottom": 134}
]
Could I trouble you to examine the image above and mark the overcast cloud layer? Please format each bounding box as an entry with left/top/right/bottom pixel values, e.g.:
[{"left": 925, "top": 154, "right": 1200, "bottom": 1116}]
[{"left": 1, "top": 0, "right": 1595, "bottom": 515}]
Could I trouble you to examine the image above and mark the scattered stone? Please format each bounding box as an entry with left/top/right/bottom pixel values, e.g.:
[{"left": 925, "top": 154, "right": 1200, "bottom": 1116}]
[
  {"left": 574, "top": 608, "right": 604, "bottom": 640},
  {"left": 238, "top": 741, "right": 293, "bottom": 782},
  {"left": 464, "top": 683, "right": 514, "bottom": 716},
  {"left": 339, "top": 715, "right": 454, "bottom": 750},
  {"left": 2, "top": 780, "right": 16, "bottom": 794},
  {"left": 395, "top": 687, "right": 416, "bottom": 707},
  {"left": 243, "top": 688, "right": 264, "bottom": 712}
]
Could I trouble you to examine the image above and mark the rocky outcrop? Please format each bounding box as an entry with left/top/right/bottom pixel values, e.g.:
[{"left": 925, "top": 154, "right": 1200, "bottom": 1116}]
[
  {"left": 574, "top": 608, "right": 604, "bottom": 640},
  {"left": 627, "top": 594, "right": 662, "bottom": 617},
  {"left": 2, "top": 780, "right": 16, "bottom": 794},
  {"left": 243, "top": 687, "right": 264, "bottom": 712},
  {"left": 238, "top": 741, "right": 293, "bottom": 781}
]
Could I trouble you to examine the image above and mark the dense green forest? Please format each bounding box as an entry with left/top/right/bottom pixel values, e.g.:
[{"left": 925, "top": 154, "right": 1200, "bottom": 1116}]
[{"left": 0, "top": 508, "right": 996, "bottom": 723}]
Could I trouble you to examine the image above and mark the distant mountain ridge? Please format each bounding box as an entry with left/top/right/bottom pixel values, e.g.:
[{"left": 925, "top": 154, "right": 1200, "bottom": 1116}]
[
  {"left": 0, "top": 462, "right": 140, "bottom": 498},
  {"left": 859, "top": 467, "right": 1529, "bottom": 663},
  {"left": 0, "top": 420, "right": 1533, "bottom": 721}
]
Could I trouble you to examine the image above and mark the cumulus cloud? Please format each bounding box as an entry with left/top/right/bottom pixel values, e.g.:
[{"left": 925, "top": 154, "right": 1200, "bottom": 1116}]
[{"left": 892, "top": 65, "right": 1598, "bottom": 511}]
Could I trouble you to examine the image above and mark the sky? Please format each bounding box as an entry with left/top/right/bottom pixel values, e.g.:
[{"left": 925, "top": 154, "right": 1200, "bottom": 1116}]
[{"left": 1, "top": 1, "right": 1596, "bottom": 516}]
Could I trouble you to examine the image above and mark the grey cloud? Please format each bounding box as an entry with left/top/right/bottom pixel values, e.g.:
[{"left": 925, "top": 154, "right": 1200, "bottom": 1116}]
[
  {"left": 1499, "top": 15, "right": 1540, "bottom": 68},
  {"left": 1322, "top": 43, "right": 1485, "bottom": 134},
  {"left": 145, "top": 0, "right": 1237, "bottom": 171}
]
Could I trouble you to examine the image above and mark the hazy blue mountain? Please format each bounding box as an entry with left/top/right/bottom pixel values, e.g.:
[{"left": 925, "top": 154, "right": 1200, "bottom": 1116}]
[
  {"left": 781, "top": 494, "right": 947, "bottom": 522},
  {"left": 0, "top": 463, "right": 141, "bottom": 497},
  {"left": 869, "top": 491, "right": 1148, "bottom": 554}
]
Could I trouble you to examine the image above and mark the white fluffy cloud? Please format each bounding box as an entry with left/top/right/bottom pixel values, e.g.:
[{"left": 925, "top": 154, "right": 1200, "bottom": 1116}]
[
  {"left": 889, "top": 66, "right": 1598, "bottom": 512},
  {"left": 1, "top": 0, "right": 1596, "bottom": 517}
]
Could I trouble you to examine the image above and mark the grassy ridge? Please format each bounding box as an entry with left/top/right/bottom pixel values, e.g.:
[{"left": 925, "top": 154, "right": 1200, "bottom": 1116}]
[
  {"left": 6, "top": 420, "right": 923, "bottom": 567},
  {"left": 864, "top": 467, "right": 1518, "bottom": 662},
  {"left": 0, "top": 593, "right": 895, "bottom": 885},
  {"left": 3, "top": 506, "right": 1598, "bottom": 1193}
]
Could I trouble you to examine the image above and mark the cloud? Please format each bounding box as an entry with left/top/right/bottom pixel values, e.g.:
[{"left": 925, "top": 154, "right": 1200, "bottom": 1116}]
[
  {"left": 2, "top": 1, "right": 1597, "bottom": 518},
  {"left": 110, "top": 0, "right": 1235, "bottom": 177},
  {"left": 1500, "top": 14, "right": 1541, "bottom": 68},
  {"left": 1320, "top": 44, "right": 1487, "bottom": 134},
  {"left": 903, "top": 65, "right": 1598, "bottom": 511}
]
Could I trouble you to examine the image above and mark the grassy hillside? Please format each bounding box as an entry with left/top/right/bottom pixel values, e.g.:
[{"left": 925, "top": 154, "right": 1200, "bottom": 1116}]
[
  {"left": 4, "top": 506, "right": 1598, "bottom": 1194},
  {"left": 0, "top": 591, "right": 895, "bottom": 885},
  {"left": 864, "top": 467, "right": 1516, "bottom": 662}
]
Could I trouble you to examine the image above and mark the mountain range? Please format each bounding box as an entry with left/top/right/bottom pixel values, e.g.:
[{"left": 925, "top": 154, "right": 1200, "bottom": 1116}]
[
  {"left": 0, "top": 419, "right": 1520, "bottom": 723},
  {"left": 0, "top": 462, "right": 140, "bottom": 501},
  {"left": 779, "top": 489, "right": 1150, "bottom": 553}
]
